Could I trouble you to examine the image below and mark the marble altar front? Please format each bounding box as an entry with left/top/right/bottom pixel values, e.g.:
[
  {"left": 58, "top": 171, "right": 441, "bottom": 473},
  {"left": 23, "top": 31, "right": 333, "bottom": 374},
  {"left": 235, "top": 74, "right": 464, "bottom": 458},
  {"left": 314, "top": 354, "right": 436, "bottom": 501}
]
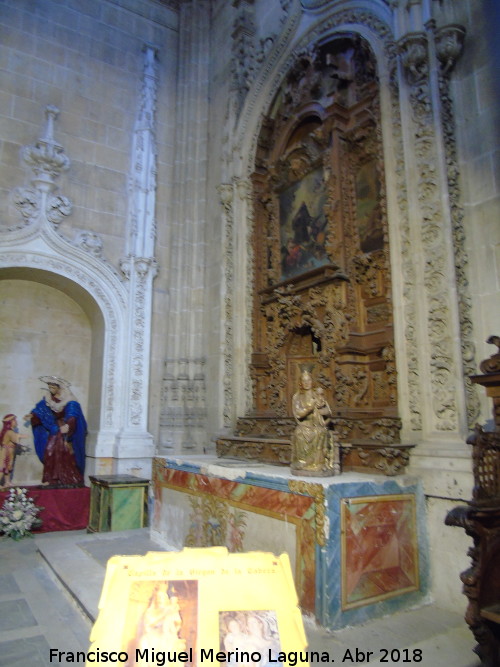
[{"left": 151, "top": 456, "right": 430, "bottom": 630}]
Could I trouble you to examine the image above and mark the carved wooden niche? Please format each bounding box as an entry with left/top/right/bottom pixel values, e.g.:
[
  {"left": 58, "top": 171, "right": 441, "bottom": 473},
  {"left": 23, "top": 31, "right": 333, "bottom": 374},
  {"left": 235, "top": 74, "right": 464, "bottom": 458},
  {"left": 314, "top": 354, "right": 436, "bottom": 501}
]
[{"left": 219, "top": 35, "right": 405, "bottom": 470}]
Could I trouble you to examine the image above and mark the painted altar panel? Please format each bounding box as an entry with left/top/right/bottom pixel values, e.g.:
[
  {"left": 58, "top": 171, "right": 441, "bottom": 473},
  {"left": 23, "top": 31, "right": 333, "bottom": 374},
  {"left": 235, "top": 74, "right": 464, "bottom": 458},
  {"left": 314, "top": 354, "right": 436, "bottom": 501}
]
[
  {"left": 354, "top": 159, "right": 384, "bottom": 254},
  {"left": 341, "top": 494, "right": 419, "bottom": 610},
  {"left": 152, "top": 460, "right": 317, "bottom": 614},
  {"left": 151, "top": 457, "right": 431, "bottom": 630},
  {"left": 320, "top": 478, "right": 430, "bottom": 629}
]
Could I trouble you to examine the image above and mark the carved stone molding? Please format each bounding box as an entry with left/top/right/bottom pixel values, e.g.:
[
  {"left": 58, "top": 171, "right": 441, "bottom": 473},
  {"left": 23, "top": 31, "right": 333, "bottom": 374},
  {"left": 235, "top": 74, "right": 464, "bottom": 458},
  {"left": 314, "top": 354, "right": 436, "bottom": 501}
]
[
  {"left": 218, "top": 182, "right": 235, "bottom": 427},
  {"left": 11, "top": 106, "right": 72, "bottom": 230},
  {"left": 0, "top": 45, "right": 161, "bottom": 470},
  {"left": 397, "top": 23, "right": 469, "bottom": 433},
  {"left": 119, "top": 255, "right": 158, "bottom": 280},
  {"left": 385, "top": 37, "right": 424, "bottom": 432},
  {"left": 10, "top": 187, "right": 41, "bottom": 227},
  {"left": 435, "top": 24, "right": 465, "bottom": 74},
  {"left": 231, "top": 0, "right": 301, "bottom": 118},
  {"left": 0, "top": 249, "right": 123, "bottom": 430},
  {"left": 231, "top": 1, "right": 257, "bottom": 112},
  {"left": 74, "top": 231, "right": 104, "bottom": 257},
  {"left": 397, "top": 32, "right": 428, "bottom": 85},
  {"left": 435, "top": 24, "right": 479, "bottom": 428},
  {"left": 124, "top": 44, "right": 158, "bottom": 261}
]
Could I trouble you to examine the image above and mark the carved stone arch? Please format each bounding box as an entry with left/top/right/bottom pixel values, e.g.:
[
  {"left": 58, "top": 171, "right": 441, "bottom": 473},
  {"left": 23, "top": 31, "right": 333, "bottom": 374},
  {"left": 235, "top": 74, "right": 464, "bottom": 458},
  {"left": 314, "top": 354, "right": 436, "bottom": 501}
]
[
  {"left": 0, "top": 241, "right": 132, "bottom": 473},
  {"left": 234, "top": 5, "right": 394, "bottom": 180}
]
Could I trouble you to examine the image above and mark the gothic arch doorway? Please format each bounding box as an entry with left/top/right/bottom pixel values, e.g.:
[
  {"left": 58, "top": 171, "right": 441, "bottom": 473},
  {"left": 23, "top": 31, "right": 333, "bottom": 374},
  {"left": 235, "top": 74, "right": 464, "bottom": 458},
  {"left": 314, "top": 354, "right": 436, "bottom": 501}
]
[
  {"left": 0, "top": 266, "right": 104, "bottom": 481},
  {"left": 0, "top": 267, "right": 104, "bottom": 431}
]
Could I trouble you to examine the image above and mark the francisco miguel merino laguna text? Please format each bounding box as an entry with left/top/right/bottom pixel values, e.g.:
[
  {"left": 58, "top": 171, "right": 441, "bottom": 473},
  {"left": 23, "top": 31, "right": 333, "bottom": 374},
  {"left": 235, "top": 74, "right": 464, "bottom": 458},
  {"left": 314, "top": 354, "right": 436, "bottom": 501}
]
[{"left": 49, "top": 647, "right": 341, "bottom": 665}]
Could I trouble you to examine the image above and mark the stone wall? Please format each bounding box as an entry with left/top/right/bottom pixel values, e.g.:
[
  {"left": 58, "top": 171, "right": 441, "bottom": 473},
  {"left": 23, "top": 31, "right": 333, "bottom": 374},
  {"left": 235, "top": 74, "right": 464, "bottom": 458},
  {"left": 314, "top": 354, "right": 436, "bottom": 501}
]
[
  {"left": 455, "top": 0, "right": 500, "bottom": 394},
  {"left": 0, "top": 0, "right": 179, "bottom": 455}
]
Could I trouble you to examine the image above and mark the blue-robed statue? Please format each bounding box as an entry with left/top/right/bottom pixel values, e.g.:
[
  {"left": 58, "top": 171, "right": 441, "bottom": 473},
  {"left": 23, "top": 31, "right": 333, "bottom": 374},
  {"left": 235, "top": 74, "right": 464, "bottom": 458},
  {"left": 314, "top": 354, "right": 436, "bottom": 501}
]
[{"left": 26, "top": 375, "right": 87, "bottom": 487}]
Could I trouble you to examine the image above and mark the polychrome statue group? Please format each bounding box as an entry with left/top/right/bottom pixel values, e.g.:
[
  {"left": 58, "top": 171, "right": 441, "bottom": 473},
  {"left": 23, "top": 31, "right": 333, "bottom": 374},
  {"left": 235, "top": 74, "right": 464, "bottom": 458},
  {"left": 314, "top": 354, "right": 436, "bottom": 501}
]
[{"left": 1, "top": 375, "right": 87, "bottom": 488}]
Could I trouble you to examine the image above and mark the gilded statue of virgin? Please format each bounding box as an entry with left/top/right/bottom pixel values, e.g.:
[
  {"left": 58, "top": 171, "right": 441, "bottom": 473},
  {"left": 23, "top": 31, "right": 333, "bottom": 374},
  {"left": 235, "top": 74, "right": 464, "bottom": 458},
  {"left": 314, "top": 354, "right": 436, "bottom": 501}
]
[{"left": 290, "top": 368, "right": 337, "bottom": 476}]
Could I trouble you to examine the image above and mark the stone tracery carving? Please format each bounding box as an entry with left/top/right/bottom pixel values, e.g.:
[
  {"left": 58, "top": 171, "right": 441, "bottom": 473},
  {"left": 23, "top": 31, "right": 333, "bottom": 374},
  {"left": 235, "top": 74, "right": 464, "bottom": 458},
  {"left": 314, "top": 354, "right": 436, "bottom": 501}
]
[
  {"left": 11, "top": 106, "right": 72, "bottom": 230},
  {"left": 21, "top": 105, "right": 70, "bottom": 189},
  {"left": 159, "top": 358, "right": 207, "bottom": 451}
]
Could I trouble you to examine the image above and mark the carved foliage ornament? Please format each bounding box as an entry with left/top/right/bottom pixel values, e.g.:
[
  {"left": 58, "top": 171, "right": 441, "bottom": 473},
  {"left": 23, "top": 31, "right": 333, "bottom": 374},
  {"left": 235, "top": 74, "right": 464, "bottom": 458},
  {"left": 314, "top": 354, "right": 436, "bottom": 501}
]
[
  {"left": 397, "top": 32, "right": 428, "bottom": 85},
  {"left": 21, "top": 106, "right": 70, "bottom": 190},
  {"left": 397, "top": 22, "right": 472, "bottom": 431},
  {"left": 10, "top": 106, "right": 73, "bottom": 229}
]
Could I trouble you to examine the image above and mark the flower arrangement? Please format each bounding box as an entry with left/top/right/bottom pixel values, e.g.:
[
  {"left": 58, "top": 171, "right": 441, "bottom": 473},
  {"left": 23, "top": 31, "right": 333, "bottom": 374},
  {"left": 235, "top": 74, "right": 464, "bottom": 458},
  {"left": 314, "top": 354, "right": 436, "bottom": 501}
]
[{"left": 0, "top": 487, "right": 43, "bottom": 540}]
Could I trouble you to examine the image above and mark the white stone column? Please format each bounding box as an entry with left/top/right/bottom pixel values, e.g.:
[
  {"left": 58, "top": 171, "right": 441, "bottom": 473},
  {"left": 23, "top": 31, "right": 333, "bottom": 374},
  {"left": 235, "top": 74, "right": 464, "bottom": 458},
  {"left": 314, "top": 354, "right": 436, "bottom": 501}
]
[
  {"left": 116, "top": 44, "right": 159, "bottom": 470},
  {"left": 159, "top": 0, "right": 210, "bottom": 454}
]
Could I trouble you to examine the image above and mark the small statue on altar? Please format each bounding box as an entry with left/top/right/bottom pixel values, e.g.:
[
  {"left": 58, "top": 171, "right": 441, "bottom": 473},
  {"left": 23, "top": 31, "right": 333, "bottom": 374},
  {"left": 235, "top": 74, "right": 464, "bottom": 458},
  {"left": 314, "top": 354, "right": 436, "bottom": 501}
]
[
  {"left": 25, "top": 376, "right": 87, "bottom": 487},
  {"left": 290, "top": 367, "right": 339, "bottom": 476},
  {"left": 0, "top": 414, "right": 28, "bottom": 487}
]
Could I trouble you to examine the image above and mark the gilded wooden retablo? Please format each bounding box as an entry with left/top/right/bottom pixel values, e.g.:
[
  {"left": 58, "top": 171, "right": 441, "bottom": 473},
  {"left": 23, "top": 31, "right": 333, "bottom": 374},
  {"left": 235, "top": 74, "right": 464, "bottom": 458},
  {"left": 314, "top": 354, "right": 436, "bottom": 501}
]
[{"left": 217, "top": 34, "right": 412, "bottom": 476}]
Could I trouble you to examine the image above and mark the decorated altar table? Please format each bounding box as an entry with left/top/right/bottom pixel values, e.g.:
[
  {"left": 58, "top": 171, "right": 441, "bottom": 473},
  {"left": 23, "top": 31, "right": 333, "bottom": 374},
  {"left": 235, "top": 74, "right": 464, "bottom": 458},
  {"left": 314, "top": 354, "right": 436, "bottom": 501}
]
[{"left": 151, "top": 455, "right": 430, "bottom": 630}]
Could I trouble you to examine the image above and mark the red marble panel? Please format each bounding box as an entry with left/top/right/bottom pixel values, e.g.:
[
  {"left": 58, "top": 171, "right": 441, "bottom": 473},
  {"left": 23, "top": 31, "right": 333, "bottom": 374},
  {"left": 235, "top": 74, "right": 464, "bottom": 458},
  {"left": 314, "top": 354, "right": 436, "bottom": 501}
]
[{"left": 341, "top": 494, "right": 419, "bottom": 609}]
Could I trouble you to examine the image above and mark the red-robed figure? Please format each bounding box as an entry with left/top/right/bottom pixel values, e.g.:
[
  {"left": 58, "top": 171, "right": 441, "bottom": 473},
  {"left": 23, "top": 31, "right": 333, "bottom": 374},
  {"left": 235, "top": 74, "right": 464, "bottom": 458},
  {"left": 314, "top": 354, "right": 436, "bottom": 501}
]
[{"left": 25, "top": 376, "right": 87, "bottom": 487}]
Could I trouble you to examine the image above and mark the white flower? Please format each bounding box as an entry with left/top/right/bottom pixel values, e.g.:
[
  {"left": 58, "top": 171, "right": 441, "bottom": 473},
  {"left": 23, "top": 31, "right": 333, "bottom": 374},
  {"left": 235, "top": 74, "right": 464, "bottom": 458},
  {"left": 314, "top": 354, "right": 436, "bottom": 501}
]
[{"left": 0, "top": 488, "right": 42, "bottom": 539}]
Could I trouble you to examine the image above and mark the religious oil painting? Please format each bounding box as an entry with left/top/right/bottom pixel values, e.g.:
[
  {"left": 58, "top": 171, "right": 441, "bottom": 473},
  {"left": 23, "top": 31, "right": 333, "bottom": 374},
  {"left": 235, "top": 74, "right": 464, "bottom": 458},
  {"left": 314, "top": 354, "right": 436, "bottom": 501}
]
[
  {"left": 354, "top": 160, "right": 384, "bottom": 253},
  {"left": 124, "top": 579, "right": 198, "bottom": 666},
  {"left": 341, "top": 494, "right": 419, "bottom": 610},
  {"left": 219, "top": 610, "right": 281, "bottom": 667},
  {"left": 279, "top": 168, "right": 329, "bottom": 280}
]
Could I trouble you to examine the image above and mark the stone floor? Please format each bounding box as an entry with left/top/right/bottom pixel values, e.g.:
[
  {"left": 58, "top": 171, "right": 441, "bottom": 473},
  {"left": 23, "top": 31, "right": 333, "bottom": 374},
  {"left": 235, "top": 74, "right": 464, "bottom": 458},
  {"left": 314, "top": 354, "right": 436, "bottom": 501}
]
[{"left": 0, "top": 528, "right": 481, "bottom": 666}]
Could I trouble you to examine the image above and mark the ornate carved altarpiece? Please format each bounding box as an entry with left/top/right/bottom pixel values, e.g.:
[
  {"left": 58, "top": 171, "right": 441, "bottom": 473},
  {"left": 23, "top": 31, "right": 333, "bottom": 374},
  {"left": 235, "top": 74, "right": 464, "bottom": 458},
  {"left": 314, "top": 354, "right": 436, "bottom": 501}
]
[{"left": 217, "top": 35, "right": 413, "bottom": 475}]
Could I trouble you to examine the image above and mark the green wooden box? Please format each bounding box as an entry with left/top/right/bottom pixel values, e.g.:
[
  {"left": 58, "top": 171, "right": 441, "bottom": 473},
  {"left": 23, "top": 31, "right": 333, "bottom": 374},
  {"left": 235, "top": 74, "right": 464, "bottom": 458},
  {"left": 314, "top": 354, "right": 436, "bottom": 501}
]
[{"left": 87, "top": 474, "right": 149, "bottom": 533}]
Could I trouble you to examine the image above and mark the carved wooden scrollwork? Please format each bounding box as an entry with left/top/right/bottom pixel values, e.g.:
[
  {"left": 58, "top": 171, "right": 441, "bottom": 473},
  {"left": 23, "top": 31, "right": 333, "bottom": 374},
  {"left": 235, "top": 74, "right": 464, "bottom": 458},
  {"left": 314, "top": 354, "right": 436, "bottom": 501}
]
[{"left": 221, "top": 33, "right": 406, "bottom": 471}]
